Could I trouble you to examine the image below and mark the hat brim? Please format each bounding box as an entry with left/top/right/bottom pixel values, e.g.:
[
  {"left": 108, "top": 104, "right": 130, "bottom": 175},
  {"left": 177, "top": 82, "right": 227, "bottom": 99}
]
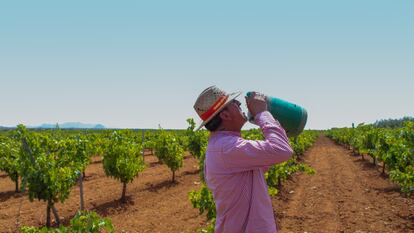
[{"left": 195, "top": 91, "right": 242, "bottom": 131}]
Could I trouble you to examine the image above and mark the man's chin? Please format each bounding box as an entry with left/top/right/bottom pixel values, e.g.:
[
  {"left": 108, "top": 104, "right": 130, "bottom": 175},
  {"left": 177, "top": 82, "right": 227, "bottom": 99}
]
[{"left": 238, "top": 121, "right": 247, "bottom": 131}]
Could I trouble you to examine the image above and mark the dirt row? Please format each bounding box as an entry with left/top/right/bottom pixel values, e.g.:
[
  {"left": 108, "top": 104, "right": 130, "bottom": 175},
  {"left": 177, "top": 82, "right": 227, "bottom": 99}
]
[{"left": 272, "top": 135, "right": 414, "bottom": 233}]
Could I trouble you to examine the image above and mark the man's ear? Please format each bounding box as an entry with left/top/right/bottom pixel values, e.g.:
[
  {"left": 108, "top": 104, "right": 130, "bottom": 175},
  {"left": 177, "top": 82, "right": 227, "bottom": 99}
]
[{"left": 219, "top": 110, "right": 231, "bottom": 121}]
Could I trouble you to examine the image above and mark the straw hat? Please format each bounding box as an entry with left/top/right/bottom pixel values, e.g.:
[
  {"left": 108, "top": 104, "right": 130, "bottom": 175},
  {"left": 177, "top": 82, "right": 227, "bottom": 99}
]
[{"left": 193, "top": 86, "right": 241, "bottom": 131}]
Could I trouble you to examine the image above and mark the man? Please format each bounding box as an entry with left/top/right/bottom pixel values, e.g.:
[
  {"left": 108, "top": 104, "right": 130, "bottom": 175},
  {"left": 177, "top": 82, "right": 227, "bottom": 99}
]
[{"left": 193, "top": 86, "right": 293, "bottom": 233}]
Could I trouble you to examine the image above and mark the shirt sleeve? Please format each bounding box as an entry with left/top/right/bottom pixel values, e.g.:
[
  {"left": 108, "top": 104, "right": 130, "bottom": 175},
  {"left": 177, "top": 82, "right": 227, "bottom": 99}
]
[{"left": 221, "top": 111, "right": 293, "bottom": 172}]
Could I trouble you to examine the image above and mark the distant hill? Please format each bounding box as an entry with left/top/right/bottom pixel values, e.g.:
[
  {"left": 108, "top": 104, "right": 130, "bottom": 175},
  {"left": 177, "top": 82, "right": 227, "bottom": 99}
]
[{"left": 36, "top": 122, "right": 106, "bottom": 129}]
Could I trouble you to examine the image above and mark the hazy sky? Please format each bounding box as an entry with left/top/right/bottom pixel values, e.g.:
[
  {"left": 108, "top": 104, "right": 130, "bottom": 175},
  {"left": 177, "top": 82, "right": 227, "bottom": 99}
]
[{"left": 1, "top": 0, "right": 413, "bottom": 129}]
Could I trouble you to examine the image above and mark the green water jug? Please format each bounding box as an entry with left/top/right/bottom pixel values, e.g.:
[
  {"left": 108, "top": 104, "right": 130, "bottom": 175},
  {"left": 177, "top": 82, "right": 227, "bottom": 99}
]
[{"left": 246, "top": 92, "right": 308, "bottom": 137}]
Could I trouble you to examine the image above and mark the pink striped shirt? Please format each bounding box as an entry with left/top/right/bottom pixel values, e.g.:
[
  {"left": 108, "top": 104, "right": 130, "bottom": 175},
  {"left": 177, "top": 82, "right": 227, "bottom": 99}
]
[{"left": 205, "top": 111, "right": 293, "bottom": 233}]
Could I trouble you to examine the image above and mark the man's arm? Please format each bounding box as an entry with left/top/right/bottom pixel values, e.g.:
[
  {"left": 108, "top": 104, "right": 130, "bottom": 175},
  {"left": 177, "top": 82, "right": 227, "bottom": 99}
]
[{"left": 221, "top": 111, "right": 293, "bottom": 172}]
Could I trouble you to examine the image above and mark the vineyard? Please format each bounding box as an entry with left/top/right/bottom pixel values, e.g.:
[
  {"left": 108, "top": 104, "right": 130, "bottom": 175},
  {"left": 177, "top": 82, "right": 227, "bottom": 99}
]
[
  {"left": 0, "top": 120, "right": 413, "bottom": 232},
  {"left": 326, "top": 122, "right": 414, "bottom": 194}
]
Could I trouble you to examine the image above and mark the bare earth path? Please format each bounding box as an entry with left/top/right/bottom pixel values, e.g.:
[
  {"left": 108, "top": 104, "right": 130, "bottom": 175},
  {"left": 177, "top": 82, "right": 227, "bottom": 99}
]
[{"left": 273, "top": 135, "right": 414, "bottom": 233}]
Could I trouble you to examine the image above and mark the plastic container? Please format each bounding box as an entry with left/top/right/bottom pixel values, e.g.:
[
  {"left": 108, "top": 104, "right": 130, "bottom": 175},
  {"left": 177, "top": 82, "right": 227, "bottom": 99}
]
[{"left": 246, "top": 92, "right": 308, "bottom": 137}]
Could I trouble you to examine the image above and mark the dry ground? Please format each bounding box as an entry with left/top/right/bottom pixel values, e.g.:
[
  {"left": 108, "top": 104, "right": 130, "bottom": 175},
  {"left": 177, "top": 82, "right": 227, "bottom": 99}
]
[{"left": 273, "top": 135, "right": 414, "bottom": 233}]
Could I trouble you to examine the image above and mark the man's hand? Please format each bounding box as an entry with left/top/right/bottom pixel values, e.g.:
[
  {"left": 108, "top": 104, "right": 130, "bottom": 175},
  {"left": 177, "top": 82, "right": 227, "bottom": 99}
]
[{"left": 245, "top": 91, "right": 268, "bottom": 117}]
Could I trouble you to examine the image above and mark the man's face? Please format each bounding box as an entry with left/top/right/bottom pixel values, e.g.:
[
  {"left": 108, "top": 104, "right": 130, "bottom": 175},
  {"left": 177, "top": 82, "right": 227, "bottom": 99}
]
[{"left": 223, "top": 99, "right": 247, "bottom": 130}]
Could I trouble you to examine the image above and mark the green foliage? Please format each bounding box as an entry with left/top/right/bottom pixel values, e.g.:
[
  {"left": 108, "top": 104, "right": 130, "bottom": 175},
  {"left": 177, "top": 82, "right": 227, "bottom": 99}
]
[
  {"left": 0, "top": 136, "right": 21, "bottom": 191},
  {"left": 61, "top": 135, "right": 95, "bottom": 174},
  {"left": 186, "top": 118, "right": 208, "bottom": 181},
  {"left": 14, "top": 125, "right": 93, "bottom": 226},
  {"left": 189, "top": 184, "right": 216, "bottom": 221},
  {"left": 154, "top": 129, "right": 184, "bottom": 182},
  {"left": 289, "top": 131, "right": 318, "bottom": 156},
  {"left": 186, "top": 118, "right": 208, "bottom": 160},
  {"left": 265, "top": 159, "right": 315, "bottom": 196},
  {"left": 16, "top": 125, "right": 81, "bottom": 203},
  {"left": 69, "top": 210, "right": 115, "bottom": 232},
  {"left": 326, "top": 122, "right": 414, "bottom": 195},
  {"left": 20, "top": 210, "right": 115, "bottom": 233},
  {"left": 103, "top": 130, "right": 145, "bottom": 199},
  {"left": 263, "top": 130, "right": 317, "bottom": 196},
  {"left": 241, "top": 128, "right": 264, "bottom": 140},
  {"left": 390, "top": 165, "right": 414, "bottom": 194},
  {"left": 143, "top": 139, "right": 155, "bottom": 152}
]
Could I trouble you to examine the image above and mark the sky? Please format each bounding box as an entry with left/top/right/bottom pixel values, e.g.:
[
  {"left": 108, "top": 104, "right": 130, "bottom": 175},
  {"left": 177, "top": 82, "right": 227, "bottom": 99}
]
[{"left": 0, "top": 0, "right": 413, "bottom": 130}]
